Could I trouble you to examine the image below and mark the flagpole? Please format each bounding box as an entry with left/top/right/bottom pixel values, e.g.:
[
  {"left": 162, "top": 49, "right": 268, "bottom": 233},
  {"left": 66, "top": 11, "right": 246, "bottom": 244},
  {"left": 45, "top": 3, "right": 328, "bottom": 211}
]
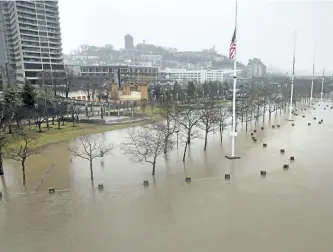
[
  {"left": 226, "top": 1, "right": 239, "bottom": 159},
  {"left": 310, "top": 49, "right": 315, "bottom": 103},
  {"left": 321, "top": 68, "right": 324, "bottom": 100},
  {"left": 288, "top": 30, "right": 296, "bottom": 121}
]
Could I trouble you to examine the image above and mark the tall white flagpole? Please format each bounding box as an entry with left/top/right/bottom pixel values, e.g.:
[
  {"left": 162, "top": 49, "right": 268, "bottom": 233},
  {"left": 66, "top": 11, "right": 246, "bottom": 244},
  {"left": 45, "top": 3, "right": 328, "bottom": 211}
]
[
  {"left": 288, "top": 31, "right": 296, "bottom": 121},
  {"left": 228, "top": 1, "right": 238, "bottom": 159},
  {"left": 310, "top": 50, "right": 315, "bottom": 102},
  {"left": 321, "top": 68, "right": 324, "bottom": 100}
]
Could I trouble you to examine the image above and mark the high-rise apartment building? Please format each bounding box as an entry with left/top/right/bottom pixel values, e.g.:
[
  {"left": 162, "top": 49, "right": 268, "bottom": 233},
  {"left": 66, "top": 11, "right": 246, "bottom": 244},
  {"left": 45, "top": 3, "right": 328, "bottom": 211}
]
[
  {"left": 246, "top": 58, "right": 266, "bottom": 79},
  {"left": 0, "top": 0, "right": 64, "bottom": 85}
]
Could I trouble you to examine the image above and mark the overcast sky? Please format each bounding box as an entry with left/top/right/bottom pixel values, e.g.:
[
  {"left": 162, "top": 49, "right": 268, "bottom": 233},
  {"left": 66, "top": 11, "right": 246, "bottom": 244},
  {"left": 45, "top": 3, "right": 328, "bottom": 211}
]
[{"left": 58, "top": 0, "right": 333, "bottom": 75}]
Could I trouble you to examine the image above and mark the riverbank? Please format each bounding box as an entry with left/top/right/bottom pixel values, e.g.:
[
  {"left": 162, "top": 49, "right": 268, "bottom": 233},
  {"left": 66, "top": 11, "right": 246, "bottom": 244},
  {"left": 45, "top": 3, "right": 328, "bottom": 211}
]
[{"left": 5, "top": 118, "right": 155, "bottom": 151}]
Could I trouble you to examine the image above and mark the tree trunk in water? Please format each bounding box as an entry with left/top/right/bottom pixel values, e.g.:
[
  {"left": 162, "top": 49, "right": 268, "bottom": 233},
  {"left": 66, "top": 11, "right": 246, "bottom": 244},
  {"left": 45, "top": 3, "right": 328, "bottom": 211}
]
[
  {"left": 152, "top": 161, "right": 156, "bottom": 176},
  {"left": 89, "top": 159, "right": 94, "bottom": 181},
  {"left": 182, "top": 141, "right": 188, "bottom": 162},
  {"left": 164, "top": 134, "right": 169, "bottom": 154},
  {"left": 246, "top": 122, "right": 248, "bottom": 131},
  {"left": 220, "top": 124, "right": 223, "bottom": 142},
  {"left": 22, "top": 159, "right": 26, "bottom": 186},
  {"left": 0, "top": 150, "right": 4, "bottom": 176},
  {"left": 204, "top": 130, "right": 208, "bottom": 151},
  {"left": 187, "top": 130, "right": 191, "bottom": 144}
]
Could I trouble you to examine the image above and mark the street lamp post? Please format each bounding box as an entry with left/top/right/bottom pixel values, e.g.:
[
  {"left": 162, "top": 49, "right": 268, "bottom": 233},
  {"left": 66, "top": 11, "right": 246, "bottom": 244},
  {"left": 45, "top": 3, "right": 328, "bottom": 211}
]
[
  {"left": 288, "top": 31, "right": 297, "bottom": 121},
  {"left": 321, "top": 69, "right": 324, "bottom": 101},
  {"left": 310, "top": 50, "right": 315, "bottom": 103}
]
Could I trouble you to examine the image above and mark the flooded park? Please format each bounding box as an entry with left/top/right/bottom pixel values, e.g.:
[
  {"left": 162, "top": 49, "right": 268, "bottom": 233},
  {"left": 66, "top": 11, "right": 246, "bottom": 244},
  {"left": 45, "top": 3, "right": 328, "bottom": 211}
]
[{"left": 1, "top": 99, "right": 333, "bottom": 251}]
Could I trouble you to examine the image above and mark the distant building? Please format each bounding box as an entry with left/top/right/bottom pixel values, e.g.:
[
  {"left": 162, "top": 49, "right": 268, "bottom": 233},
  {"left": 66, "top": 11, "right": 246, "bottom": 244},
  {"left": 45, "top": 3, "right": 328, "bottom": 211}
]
[
  {"left": 124, "top": 34, "right": 134, "bottom": 50},
  {"left": 139, "top": 54, "right": 163, "bottom": 67},
  {"left": 246, "top": 58, "right": 266, "bottom": 78},
  {"left": 0, "top": 0, "right": 65, "bottom": 84},
  {"left": 164, "top": 68, "right": 227, "bottom": 84},
  {"left": 78, "top": 64, "right": 159, "bottom": 82}
]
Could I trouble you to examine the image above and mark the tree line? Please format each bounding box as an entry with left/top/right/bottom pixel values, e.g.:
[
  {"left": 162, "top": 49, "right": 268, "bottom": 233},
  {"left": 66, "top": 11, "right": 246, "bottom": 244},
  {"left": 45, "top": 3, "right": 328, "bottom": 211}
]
[
  {"left": 70, "top": 83, "right": 312, "bottom": 182},
  {"left": 0, "top": 76, "right": 318, "bottom": 186}
]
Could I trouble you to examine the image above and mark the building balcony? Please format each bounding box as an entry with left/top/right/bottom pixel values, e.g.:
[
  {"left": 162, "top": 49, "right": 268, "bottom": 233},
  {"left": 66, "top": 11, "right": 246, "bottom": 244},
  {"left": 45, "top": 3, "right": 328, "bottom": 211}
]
[
  {"left": 21, "top": 42, "right": 40, "bottom": 47},
  {"left": 20, "top": 30, "right": 39, "bottom": 37},
  {"left": 18, "top": 19, "right": 38, "bottom": 26},
  {"left": 46, "top": 22, "right": 60, "bottom": 29},
  {"left": 21, "top": 37, "right": 40, "bottom": 43},
  {"left": 16, "top": 1, "right": 35, "bottom": 9},
  {"left": 22, "top": 48, "right": 41, "bottom": 53},
  {"left": 17, "top": 7, "right": 37, "bottom": 16},
  {"left": 24, "top": 58, "right": 42, "bottom": 63},
  {"left": 20, "top": 25, "right": 39, "bottom": 31},
  {"left": 45, "top": 11, "right": 59, "bottom": 18},
  {"left": 17, "top": 15, "right": 38, "bottom": 22}
]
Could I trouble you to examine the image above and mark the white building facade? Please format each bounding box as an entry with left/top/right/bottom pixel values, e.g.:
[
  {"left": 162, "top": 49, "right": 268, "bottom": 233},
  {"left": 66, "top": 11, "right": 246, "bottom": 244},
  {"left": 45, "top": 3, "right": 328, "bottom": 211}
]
[
  {"left": 164, "top": 68, "right": 232, "bottom": 83},
  {"left": 0, "top": 0, "right": 64, "bottom": 84}
]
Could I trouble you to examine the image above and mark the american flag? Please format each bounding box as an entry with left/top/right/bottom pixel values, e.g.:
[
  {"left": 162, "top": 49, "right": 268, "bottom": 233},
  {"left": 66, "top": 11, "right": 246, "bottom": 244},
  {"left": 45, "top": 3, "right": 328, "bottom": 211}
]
[{"left": 229, "top": 28, "right": 236, "bottom": 59}]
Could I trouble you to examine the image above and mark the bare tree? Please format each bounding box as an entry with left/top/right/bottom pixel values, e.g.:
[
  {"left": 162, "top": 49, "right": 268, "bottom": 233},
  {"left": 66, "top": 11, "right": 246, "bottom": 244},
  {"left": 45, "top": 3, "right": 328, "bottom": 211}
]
[
  {"left": 268, "top": 95, "right": 278, "bottom": 119},
  {"left": 36, "top": 71, "right": 60, "bottom": 97},
  {"left": 216, "top": 103, "right": 230, "bottom": 143},
  {"left": 63, "top": 66, "right": 75, "bottom": 100},
  {"left": 252, "top": 99, "right": 264, "bottom": 129},
  {"left": 69, "top": 133, "right": 114, "bottom": 180},
  {"left": 67, "top": 102, "right": 81, "bottom": 127},
  {"left": 83, "top": 81, "right": 92, "bottom": 101},
  {"left": 258, "top": 86, "right": 272, "bottom": 124},
  {"left": 199, "top": 102, "right": 218, "bottom": 151},
  {"left": 5, "top": 130, "right": 40, "bottom": 186},
  {"left": 159, "top": 103, "right": 176, "bottom": 154},
  {"left": 175, "top": 105, "right": 202, "bottom": 161},
  {"left": 242, "top": 101, "right": 255, "bottom": 131},
  {"left": 121, "top": 124, "right": 174, "bottom": 175},
  {"left": 0, "top": 109, "right": 14, "bottom": 176}
]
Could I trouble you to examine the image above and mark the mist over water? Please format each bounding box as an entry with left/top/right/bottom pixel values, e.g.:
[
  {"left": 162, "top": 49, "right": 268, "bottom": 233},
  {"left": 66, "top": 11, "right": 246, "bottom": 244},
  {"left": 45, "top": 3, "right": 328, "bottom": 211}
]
[{"left": 1, "top": 100, "right": 333, "bottom": 251}]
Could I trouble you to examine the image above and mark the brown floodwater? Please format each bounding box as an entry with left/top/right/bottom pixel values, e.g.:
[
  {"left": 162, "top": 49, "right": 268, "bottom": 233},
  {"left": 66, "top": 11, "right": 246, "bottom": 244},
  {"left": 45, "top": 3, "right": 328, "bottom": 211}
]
[{"left": 1, "top": 100, "right": 333, "bottom": 251}]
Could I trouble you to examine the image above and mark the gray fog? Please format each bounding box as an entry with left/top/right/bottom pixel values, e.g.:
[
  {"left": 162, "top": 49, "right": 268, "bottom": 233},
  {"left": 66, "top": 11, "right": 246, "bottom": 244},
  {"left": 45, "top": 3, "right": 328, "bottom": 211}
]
[{"left": 59, "top": 0, "right": 333, "bottom": 75}]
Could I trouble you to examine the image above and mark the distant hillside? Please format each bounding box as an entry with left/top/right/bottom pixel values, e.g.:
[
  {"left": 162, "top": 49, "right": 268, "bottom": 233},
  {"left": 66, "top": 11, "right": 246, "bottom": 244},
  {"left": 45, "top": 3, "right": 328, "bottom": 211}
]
[
  {"left": 211, "top": 59, "right": 246, "bottom": 70},
  {"left": 64, "top": 44, "right": 247, "bottom": 70}
]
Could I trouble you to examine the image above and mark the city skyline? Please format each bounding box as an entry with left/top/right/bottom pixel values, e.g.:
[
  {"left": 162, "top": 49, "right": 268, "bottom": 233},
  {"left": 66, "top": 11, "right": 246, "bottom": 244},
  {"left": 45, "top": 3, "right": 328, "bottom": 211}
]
[{"left": 58, "top": 0, "right": 333, "bottom": 75}]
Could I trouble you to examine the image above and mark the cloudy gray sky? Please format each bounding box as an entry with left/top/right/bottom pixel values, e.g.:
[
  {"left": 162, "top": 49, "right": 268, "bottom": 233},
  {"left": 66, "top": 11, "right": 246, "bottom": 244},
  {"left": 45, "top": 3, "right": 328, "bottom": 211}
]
[{"left": 58, "top": 0, "right": 333, "bottom": 75}]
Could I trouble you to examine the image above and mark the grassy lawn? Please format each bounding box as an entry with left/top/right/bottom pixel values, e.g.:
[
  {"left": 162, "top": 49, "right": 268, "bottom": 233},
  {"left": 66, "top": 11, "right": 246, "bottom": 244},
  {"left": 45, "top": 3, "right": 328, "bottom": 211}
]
[
  {"left": 6, "top": 120, "right": 153, "bottom": 151},
  {"left": 139, "top": 106, "right": 163, "bottom": 119},
  {"left": 4, "top": 105, "right": 175, "bottom": 151}
]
